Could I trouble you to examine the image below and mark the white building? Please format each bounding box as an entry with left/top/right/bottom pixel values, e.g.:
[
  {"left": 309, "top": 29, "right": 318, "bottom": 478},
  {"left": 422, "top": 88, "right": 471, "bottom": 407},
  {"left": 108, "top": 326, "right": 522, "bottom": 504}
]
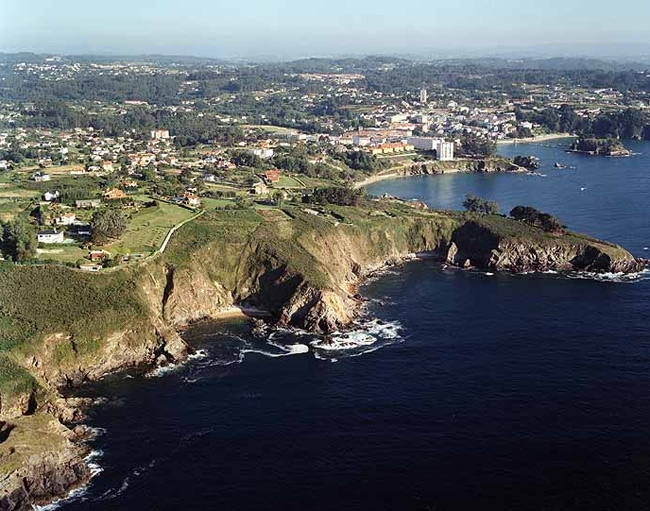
[
  {"left": 55, "top": 213, "right": 76, "bottom": 226},
  {"left": 43, "top": 190, "right": 60, "bottom": 202},
  {"left": 249, "top": 148, "right": 274, "bottom": 159},
  {"left": 150, "top": 130, "right": 170, "bottom": 140},
  {"left": 420, "top": 88, "right": 428, "bottom": 104},
  {"left": 407, "top": 137, "right": 454, "bottom": 161},
  {"left": 437, "top": 142, "right": 455, "bottom": 161},
  {"left": 32, "top": 172, "right": 51, "bottom": 182},
  {"left": 352, "top": 135, "right": 371, "bottom": 147},
  {"left": 37, "top": 229, "right": 64, "bottom": 244}
]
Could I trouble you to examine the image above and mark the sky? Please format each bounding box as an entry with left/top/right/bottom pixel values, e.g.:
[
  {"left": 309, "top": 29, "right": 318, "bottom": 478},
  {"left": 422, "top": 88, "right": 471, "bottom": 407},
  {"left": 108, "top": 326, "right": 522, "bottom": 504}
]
[{"left": 2, "top": 0, "right": 650, "bottom": 60}]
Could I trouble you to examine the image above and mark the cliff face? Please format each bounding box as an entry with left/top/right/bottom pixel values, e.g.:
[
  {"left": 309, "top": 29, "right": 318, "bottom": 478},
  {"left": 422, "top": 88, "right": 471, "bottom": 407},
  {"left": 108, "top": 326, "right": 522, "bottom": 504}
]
[
  {"left": 0, "top": 204, "right": 644, "bottom": 510},
  {"left": 398, "top": 157, "right": 519, "bottom": 177},
  {"left": 447, "top": 219, "right": 644, "bottom": 274},
  {"left": 0, "top": 415, "right": 92, "bottom": 511}
]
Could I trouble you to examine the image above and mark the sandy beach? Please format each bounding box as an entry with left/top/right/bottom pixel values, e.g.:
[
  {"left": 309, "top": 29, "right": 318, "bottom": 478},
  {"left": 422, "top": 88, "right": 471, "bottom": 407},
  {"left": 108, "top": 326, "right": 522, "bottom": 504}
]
[{"left": 497, "top": 133, "right": 575, "bottom": 145}]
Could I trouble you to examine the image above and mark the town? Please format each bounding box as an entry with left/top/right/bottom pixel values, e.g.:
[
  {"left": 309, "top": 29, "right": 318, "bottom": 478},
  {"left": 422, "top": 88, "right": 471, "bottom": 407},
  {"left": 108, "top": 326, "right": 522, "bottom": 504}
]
[{"left": 1, "top": 54, "right": 649, "bottom": 270}]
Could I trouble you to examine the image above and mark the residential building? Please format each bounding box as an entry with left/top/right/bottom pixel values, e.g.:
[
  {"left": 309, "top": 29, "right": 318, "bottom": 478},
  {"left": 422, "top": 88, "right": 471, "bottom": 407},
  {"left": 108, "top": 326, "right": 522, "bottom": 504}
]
[
  {"left": 32, "top": 172, "right": 51, "bottom": 182},
  {"left": 43, "top": 190, "right": 60, "bottom": 202},
  {"left": 75, "top": 199, "right": 101, "bottom": 208},
  {"left": 55, "top": 212, "right": 76, "bottom": 226},
  {"left": 103, "top": 188, "right": 127, "bottom": 200},
  {"left": 37, "top": 229, "right": 64, "bottom": 244},
  {"left": 150, "top": 129, "right": 170, "bottom": 140},
  {"left": 183, "top": 194, "right": 201, "bottom": 206},
  {"left": 251, "top": 181, "right": 269, "bottom": 195},
  {"left": 264, "top": 169, "right": 280, "bottom": 184}
]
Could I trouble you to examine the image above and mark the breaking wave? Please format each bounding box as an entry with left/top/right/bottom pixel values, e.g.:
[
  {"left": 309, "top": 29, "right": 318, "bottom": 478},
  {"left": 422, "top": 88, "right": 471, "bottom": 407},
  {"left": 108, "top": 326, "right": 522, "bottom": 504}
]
[
  {"left": 311, "top": 318, "right": 404, "bottom": 362},
  {"left": 566, "top": 268, "right": 649, "bottom": 283}
]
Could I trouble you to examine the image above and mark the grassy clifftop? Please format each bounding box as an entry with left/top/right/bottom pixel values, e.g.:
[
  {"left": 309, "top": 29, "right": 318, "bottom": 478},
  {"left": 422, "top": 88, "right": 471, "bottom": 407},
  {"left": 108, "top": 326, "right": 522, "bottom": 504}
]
[
  {"left": 0, "top": 200, "right": 643, "bottom": 508},
  {"left": 0, "top": 202, "right": 642, "bottom": 401}
]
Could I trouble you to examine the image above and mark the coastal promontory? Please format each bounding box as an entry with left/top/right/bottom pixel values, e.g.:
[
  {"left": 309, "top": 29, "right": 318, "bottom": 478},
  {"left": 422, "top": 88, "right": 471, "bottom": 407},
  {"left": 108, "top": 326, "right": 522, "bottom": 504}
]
[{"left": 0, "top": 199, "right": 644, "bottom": 510}]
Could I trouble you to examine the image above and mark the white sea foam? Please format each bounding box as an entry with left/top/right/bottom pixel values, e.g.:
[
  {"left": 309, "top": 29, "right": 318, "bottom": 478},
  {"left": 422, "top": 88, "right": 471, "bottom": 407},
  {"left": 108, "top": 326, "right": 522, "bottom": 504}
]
[
  {"left": 311, "top": 319, "right": 403, "bottom": 360},
  {"left": 33, "top": 450, "right": 104, "bottom": 510},
  {"left": 567, "top": 268, "right": 650, "bottom": 283},
  {"left": 242, "top": 342, "right": 310, "bottom": 358}
]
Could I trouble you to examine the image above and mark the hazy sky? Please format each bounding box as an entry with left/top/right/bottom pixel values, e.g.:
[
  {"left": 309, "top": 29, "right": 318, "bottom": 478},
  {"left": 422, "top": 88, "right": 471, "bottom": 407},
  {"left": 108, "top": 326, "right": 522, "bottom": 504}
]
[{"left": 2, "top": 0, "right": 650, "bottom": 59}]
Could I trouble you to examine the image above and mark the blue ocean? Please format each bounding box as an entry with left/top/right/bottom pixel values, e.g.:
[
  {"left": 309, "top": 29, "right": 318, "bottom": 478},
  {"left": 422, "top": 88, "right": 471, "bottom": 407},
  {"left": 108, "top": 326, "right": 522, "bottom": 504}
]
[{"left": 58, "top": 139, "right": 650, "bottom": 511}]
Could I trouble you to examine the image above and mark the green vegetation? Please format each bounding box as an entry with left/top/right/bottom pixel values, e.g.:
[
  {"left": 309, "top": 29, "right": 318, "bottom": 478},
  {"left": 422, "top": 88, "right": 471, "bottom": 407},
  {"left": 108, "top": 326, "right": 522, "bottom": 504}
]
[
  {"left": 108, "top": 201, "right": 196, "bottom": 255},
  {"left": 303, "top": 187, "right": 364, "bottom": 207},
  {"left": 462, "top": 194, "right": 500, "bottom": 215},
  {"left": 510, "top": 206, "right": 564, "bottom": 233},
  {"left": 90, "top": 210, "right": 127, "bottom": 244},
  {"left": 1, "top": 218, "right": 36, "bottom": 261},
  {"left": 459, "top": 135, "right": 497, "bottom": 156},
  {"left": 569, "top": 137, "right": 630, "bottom": 156}
]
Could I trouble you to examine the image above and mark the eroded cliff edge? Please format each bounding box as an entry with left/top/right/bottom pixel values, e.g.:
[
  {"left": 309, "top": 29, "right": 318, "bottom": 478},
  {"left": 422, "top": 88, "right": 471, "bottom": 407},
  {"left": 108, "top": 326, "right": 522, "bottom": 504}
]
[{"left": 0, "top": 202, "right": 644, "bottom": 509}]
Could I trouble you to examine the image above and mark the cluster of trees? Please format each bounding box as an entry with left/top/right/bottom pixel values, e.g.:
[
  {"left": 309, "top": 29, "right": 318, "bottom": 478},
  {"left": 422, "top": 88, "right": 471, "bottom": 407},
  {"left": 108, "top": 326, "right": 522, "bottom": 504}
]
[
  {"left": 510, "top": 206, "right": 564, "bottom": 233},
  {"left": 90, "top": 210, "right": 127, "bottom": 244},
  {"left": 0, "top": 146, "right": 42, "bottom": 164},
  {"left": 1, "top": 219, "right": 36, "bottom": 262},
  {"left": 569, "top": 138, "right": 627, "bottom": 155},
  {"left": 333, "top": 150, "right": 386, "bottom": 172},
  {"left": 459, "top": 135, "right": 497, "bottom": 157},
  {"left": 462, "top": 194, "right": 500, "bottom": 215},
  {"left": 304, "top": 186, "right": 364, "bottom": 206},
  {"left": 14, "top": 101, "right": 246, "bottom": 146},
  {"left": 364, "top": 63, "right": 650, "bottom": 96},
  {"left": 517, "top": 105, "right": 650, "bottom": 140}
]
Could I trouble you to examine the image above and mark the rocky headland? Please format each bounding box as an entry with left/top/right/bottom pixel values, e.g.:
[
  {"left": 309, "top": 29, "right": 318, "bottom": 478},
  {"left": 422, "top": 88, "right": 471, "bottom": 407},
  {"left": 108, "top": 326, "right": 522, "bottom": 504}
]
[{"left": 0, "top": 201, "right": 645, "bottom": 510}]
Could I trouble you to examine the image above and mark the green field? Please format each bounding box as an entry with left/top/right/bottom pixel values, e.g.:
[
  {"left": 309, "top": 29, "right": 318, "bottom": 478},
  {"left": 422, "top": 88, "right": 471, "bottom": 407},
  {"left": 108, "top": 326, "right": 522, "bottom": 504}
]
[
  {"left": 276, "top": 175, "right": 304, "bottom": 189},
  {"left": 201, "top": 197, "right": 237, "bottom": 209},
  {"left": 108, "top": 201, "right": 196, "bottom": 256},
  {"left": 35, "top": 244, "right": 88, "bottom": 264}
]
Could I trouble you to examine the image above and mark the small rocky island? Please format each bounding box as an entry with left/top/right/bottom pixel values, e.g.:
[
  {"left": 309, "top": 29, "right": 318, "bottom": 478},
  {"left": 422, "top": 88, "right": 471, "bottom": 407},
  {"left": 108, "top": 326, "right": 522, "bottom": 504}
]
[{"left": 568, "top": 137, "right": 631, "bottom": 156}]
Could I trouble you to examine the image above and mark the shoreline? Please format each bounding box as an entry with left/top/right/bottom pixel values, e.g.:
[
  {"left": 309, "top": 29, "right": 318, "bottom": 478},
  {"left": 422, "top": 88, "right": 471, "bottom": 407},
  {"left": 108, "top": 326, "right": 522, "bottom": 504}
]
[
  {"left": 497, "top": 133, "right": 575, "bottom": 145},
  {"left": 355, "top": 167, "right": 529, "bottom": 190}
]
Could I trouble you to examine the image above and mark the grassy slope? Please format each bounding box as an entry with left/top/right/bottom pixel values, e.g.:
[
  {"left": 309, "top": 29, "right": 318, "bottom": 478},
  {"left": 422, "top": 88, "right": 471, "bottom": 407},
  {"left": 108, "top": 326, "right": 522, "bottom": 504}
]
[
  {"left": 0, "top": 203, "right": 634, "bottom": 399},
  {"left": 0, "top": 263, "right": 150, "bottom": 397}
]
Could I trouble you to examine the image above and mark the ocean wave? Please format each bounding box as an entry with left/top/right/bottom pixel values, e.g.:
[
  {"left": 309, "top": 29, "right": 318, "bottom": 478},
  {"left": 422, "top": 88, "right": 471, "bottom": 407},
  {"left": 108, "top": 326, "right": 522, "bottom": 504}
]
[
  {"left": 566, "top": 268, "right": 650, "bottom": 283},
  {"left": 242, "top": 341, "right": 310, "bottom": 358},
  {"left": 310, "top": 318, "right": 404, "bottom": 361}
]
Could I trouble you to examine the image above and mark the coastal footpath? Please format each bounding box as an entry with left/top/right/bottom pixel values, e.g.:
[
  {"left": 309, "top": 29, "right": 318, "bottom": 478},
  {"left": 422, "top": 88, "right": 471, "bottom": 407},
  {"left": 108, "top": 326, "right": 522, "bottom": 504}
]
[{"left": 0, "top": 201, "right": 645, "bottom": 510}]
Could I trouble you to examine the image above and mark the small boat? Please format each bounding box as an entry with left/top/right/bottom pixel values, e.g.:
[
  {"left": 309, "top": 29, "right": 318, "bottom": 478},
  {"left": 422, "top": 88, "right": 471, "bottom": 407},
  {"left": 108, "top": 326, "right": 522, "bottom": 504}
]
[{"left": 554, "top": 162, "right": 575, "bottom": 169}]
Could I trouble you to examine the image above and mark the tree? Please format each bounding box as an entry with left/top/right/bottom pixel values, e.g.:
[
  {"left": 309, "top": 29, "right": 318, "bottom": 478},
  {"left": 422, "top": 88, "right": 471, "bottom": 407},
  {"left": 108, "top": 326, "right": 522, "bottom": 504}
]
[
  {"left": 483, "top": 200, "right": 501, "bottom": 215},
  {"left": 90, "top": 210, "right": 127, "bottom": 244},
  {"left": 304, "top": 186, "right": 364, "bottom": 206},
  {"left": 510, "top": 205, "right": 564, "bottom": 233},
  {"left": 459, "top": 135, "right": 497, "bottom": 156},
  {"left": 462, "top": 194, "right": 500, "bottom": 215},
  {"left": 271, "top": 190, "right": 285, "bottom": 207},
  {"left": 2, "top": 219, "right": 37, "bottom": 262}
]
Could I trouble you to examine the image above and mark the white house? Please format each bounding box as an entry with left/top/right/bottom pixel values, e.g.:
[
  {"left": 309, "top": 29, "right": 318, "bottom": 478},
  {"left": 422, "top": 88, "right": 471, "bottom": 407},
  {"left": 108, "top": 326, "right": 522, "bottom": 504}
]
[
  {"left": 249, "top": 148, "right": 274, "bottom": 159},
  {"left": 55, "top": 212, "right": 76, "bottom": 226},
  {"left": 43, "top": 190, "right": 60, "bottom": 202},
  {"left": 406, "top": 137, "right": 455, "bottom": 161},
  {"left": 37, "top": 229, "right": 64, "bottom": 244},
  {"left": 32, "top": 172, "right": 51, "bottom": 182}
]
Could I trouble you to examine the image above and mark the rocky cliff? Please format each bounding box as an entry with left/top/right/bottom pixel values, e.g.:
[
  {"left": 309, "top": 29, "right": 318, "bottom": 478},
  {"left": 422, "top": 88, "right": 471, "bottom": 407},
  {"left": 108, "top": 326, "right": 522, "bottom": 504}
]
[{"left": 0, "top": 203, "right": 644, "bottom": 510}]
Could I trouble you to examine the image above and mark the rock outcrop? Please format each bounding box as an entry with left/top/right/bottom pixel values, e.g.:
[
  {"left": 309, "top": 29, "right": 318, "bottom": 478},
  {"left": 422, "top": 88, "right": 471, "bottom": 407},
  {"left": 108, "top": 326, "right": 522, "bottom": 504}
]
[{"left": 0, "top": 205, "right": 644, "bottom": 510}]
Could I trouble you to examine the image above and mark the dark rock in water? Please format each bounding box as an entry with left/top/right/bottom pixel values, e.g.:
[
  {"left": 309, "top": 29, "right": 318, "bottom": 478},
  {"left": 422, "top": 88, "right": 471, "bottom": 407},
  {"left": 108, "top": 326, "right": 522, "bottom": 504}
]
[
  {"left": 513, "top": 155, "right": 540, "bottom": 170},
  {"left": 250, "top": 319, "right": 269, "bottom": 338}
]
